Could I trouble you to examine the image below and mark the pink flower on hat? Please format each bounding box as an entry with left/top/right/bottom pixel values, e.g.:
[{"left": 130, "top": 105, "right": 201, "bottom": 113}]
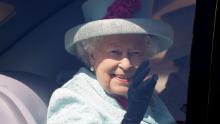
[{"left": 103, "top": 0, "right": 142, "bottom": 19}]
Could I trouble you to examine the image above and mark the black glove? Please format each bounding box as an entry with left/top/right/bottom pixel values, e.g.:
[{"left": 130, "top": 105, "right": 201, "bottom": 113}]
[{"left": 121, "top": 60, "right": 158, "bottom": 124}]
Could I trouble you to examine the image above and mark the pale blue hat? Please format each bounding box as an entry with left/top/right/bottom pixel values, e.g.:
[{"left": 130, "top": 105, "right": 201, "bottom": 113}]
[{"left": 65, "top": 0, "right": 174, "bottom": 56}]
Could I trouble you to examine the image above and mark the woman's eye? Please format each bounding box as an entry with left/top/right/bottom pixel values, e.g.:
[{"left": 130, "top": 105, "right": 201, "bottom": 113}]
[
  {"left": 130, "top": 51, "right": 140, "bottom": 55},
  {"left": 108, "top": 50, "right": 122, "bottom": 58},
  {"left": 110, "top": 50, "right": 121, "bottom": 55},
  {"left": 129, "top": 51, "right": 142, "bottom": 57}
]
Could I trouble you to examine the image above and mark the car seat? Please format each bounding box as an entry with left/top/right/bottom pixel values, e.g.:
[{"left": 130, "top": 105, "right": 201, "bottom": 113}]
[{"left": 0, "top": 71, "right": 59, "bottom": 124}]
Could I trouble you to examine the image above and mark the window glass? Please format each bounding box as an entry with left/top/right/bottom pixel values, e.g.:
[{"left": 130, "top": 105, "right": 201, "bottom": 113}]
[{"left": 0, "top": 2, "right": 15, "bottom": 26}]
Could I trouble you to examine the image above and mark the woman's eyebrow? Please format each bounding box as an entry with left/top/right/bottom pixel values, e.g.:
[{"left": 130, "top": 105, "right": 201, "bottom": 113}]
[{"left": 107, "top": 42, "right": 121, "bottom": 48}]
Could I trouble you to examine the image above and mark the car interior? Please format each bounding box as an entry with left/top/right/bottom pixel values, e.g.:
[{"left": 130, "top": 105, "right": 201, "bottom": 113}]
[{"left": 0, "top": 0, "right": 197, "bottom": 123}]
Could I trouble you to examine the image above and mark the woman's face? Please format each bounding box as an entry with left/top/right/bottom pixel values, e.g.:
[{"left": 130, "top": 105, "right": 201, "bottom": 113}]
[{"left": 89, "top": 34, "right": 149, "bottom": 96}]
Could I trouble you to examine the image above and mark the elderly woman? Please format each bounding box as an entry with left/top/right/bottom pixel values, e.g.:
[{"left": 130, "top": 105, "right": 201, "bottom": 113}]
[{"left": 47, "top": 0, "right": 176, "bottom": 124}]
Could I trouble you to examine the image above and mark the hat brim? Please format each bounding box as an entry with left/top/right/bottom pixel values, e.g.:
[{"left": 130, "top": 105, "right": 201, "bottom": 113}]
[{"left": 65, "top": 18, "right": 174, "bottom": 56}]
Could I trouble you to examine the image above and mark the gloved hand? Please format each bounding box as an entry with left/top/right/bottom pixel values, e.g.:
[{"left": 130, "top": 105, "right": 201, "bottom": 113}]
[{"left": 121, "top": 60, "right": 158, "bottom": 124}]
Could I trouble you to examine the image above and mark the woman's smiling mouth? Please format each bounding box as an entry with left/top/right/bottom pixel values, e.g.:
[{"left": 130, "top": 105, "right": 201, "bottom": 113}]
[{"left": 111, "top": 74, "right": 130, "bottom": 84}]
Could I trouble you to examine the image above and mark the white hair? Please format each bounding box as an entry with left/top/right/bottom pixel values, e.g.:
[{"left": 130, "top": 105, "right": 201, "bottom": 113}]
[
  {"left": 74, "top": 35, "right": 160, "bottom": 67},
  {"left": 74, "top": 37, "right": 100, "bottom": 67}
]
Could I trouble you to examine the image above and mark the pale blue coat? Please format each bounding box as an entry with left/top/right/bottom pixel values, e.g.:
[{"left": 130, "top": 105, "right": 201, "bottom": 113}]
[{"left": 47, "top": 68, "right": 176, "bottom": 124}]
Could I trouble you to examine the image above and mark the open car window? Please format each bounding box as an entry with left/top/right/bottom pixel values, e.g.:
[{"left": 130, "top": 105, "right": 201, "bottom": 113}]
[{"left": 1, "top": 0, "right": 217, "bottom": 123}]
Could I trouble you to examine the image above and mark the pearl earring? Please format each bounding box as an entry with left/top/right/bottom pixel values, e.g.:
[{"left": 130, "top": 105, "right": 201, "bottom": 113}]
[{"left": 90, "top": 66, "right": 94, "bottom": 71}]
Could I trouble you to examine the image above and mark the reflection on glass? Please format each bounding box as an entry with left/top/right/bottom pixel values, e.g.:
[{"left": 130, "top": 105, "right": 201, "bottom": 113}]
[
  {"left": 151, "top": 0, "right": 196, "bottom": 123},
  {"left": 0, "top": 2, "right": 16, "bottom": 25}
]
